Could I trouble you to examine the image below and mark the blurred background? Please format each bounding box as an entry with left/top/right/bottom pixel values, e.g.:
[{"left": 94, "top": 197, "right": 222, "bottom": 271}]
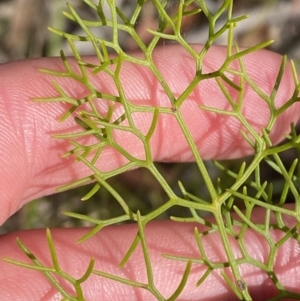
[{"left": 0, "top": 0, "right": 300, "bottom": 233}]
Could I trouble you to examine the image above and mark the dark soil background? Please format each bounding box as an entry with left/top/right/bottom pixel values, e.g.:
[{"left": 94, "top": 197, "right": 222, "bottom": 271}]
[{"left": 0, "top": 0, "right": 300, "bottom": 233}]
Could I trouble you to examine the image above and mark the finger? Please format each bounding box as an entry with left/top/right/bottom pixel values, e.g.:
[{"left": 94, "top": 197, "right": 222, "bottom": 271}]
[
  {"left": 0, "top": 45, "right": 299, "bottom": 224},
  {"left": 0, "top": 208, "right": 299, "bottom": 300}
]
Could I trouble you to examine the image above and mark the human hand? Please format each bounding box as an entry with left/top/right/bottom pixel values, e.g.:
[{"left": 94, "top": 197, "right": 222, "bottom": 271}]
[{"left": 0, "top": 45, "right": 300, "bottom": 300}]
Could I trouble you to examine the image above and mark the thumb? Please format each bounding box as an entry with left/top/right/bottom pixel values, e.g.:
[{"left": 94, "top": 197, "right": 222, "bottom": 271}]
[{"left": 0, "top": 207, "right": 299, "bottom": 300}]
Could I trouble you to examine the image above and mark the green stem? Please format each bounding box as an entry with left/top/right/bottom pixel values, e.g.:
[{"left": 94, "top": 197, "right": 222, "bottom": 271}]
[{"left": 176, "top": 112, "right": 217, "bottom": 200}]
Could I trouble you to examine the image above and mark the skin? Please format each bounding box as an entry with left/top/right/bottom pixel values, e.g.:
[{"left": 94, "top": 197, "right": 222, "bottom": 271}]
[{"left": 0, "top": 45, "right": 300, "bottom": 300}]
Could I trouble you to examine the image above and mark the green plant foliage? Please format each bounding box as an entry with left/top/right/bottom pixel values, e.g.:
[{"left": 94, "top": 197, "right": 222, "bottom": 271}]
[{"left": 4, "top": 0, "right": 300, "bottom": 300}]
